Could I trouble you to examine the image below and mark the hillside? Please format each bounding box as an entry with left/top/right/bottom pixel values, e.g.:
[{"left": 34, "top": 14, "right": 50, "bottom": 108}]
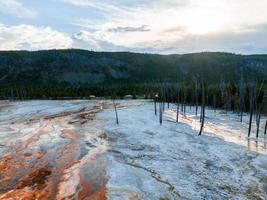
[{"left": 0, "top": 49, "right": 267, "bottom": 98}]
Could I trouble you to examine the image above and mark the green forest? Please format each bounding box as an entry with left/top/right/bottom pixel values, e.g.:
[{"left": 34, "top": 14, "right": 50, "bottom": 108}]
[{"left": 0, "top": 49, "right": 266, "bottom": 113}]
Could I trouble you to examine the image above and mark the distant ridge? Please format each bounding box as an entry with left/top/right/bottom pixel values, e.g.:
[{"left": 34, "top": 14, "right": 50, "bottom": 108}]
[{"left": 0, "top": 49, "right": 266, "bottom": 97}]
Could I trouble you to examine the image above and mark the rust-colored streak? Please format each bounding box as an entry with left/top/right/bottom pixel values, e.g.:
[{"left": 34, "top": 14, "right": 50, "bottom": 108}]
[
  {"left": 78, "top": 174, "right": 92, "bottom": 200},
  {"left": 15, "top": 167, "right": 51, "bottom": 190},
  {"left": 0, "top": 189, "right": 38, "bottom": 200},
  {"left": 0, "top": 102, "right": 108, "bottom": 200},
  {"left": 23, "top": 153, "right": 32, "bottom": 157},
  {"left": 56, "top": 145, "right": 107, "bottom": 199},
  {"left": 84, "top": 187, "right": 107, "bottom": 200},
  {"left": 0, "top": 155, "right": 12, "bottom": 174}
]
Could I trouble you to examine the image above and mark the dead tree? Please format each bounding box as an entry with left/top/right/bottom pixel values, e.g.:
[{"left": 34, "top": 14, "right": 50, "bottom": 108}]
[
  {"left": 254, "top": 80, "right": 265, "bottom": 138},
  {"left": 154, "top": 97, "right": 157, "bottom": 116},
  {"left": 167, "top": 87, "right": 170, "bottom": 109},
  {"left": 200, "top": 105, "right": 203, "bottom": 123},
  {"left": 247, "top": 87, "right": 254, "bottom": 137},
  {"left": 264, "top": 120, "right": 267, "bottom": 135},
  {"left": 239, "top": 66, "right": 244, "bottom": 122},
  {"left": 255, "top": 104, "right": 261, "bottom": 138},
  {"left": 176, "top": 103, "right": 179, "bottom": 123},
  {"left": 213, "top": 95, "right": 216, "bottom": 112},
  {"left": 194, "top": 78, "right": 199, "bottom": 116},
  {"left": 199, "top": 83, "right": 206, "bottom": 136},
  {"left": 159, "top": 101, "right": 163, "bottom": 125},
  {"left": 179, "top": 84, "right": 186, "bottom": 115},
  {"left": 162, "top": 84, "right": 166, "bottom": 112},
  {"left": 220, "top": 82, "right": 231, "bottom": 112},
  {"left": 113, "top": 100, "right": 119, "bottom": 125},
  {"left": 176, "top": 89, "right": 180, "bottom": 123},
  {"left": 183, "top": 87, "right": 186, "bottom": 115}
]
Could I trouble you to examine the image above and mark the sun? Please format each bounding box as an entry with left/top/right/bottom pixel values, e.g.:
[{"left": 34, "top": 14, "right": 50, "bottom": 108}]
[{"left": 181, "top": 8, "right": 226, "bottom": 35}]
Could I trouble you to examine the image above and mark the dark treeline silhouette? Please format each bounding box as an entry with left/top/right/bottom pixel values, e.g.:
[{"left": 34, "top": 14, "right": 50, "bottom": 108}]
[
  {"left": 1, "top": 50, "right": 267, "bottom": 100},
  {"left": 154, "top": 80, "right": 266, "bottom": 114},
  {"left": 153, "top": 79, "right": 266, "bottom": 138},
  {"left": 1, "top": 79, "right": 266, "bottom": 114}
]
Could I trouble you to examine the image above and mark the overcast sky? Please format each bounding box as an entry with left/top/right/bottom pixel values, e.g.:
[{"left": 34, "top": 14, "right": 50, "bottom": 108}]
[{"left": 0, "top": 0, "right": 267, "bottom": 54}]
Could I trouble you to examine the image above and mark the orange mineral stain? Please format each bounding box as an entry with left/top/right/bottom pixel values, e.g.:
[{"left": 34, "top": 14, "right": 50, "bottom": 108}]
[{"left": 0, "top": 103, "right": 108, "bottom": 200}]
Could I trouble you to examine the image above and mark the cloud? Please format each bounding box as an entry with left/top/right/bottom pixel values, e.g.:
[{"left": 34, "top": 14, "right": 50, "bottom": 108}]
[
  {"left": 60, "top": 0, "right": 132, "bottom": 16},
  {"left": 0, "top": 0, "right": 37, "bottom": 18},
  {"left": 1, "top": 0, "right": 267, "bottom": 54},
  {"left": 0, "top": 24, "right": 72, "bottom": 50},
  {"left": 68, "top": 0, "right": 267, "bottom": 54},
  {"left": 108, "top": 25, "right": 150, "bottom": 33},
  {"left": 71, "top": 23, "right": 267, "bottom": 55},
  {"left": 72, "top": 31, "right": 100, "bottom": 50},
  {"left": 164, "top": 27, "right": 186, "bottom": 33}
]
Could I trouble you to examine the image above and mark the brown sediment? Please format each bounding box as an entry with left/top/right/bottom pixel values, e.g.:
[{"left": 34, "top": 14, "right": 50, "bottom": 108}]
[
  {"left": 42, "top": 129, "right": 81, "bottom": 199},
  {"left": 0, "top": 155, "right": 12, "bottom": 173},
  {"left": 15, "top": 167, "right": 51, "bottom": 190},
  {"left": 36, "top": 150, "right": 45, "bottom": 159},
  {"left": 108, "top": 188, "right": 140, "bottom": 200},
  {"left": 78, "top": 172, "right": 107, "bottom": 200},
  {"left": 0, "top": 149, "right": 51, "bottom": 199},
  {"left": 99, "top": 133, "right": 108, "bottom": 140},
  {"left": 56, "top": 145, "right": 108, "bottom": 199},
  {"left": 78, "top": 173, "right": 92, "bottom": 200},
  {"left": 84, "top": 187, "right": 107, "bottom": 200},
  {"left": 43, "top": 107, "right": 86, "bottom": 120},
  {"left": 0, "top": 155, "right": 17, "bottom": 186},
  {"left": 44, "top": 112, "right": 72, "bottom": 120},
  {"left": 0, "top": 123, "right": 54, "bottom": 188},
  {"left": 0, "top": 189, "right": 39, "bottom": 200},
  {"left": 1, "top": 128, "right": 86, "bottom": 199},
  {"left": 0, "top": 149, "right": 47, "bottom": 192},
  {"left": 24, "top": 153, "right": 32, "bottom": 157},
  {"left": 0, "top": 102, "right": 109, "bottom": 200},
  {"left": 76, "top": 110, "right": 97, "bottom": 125}
]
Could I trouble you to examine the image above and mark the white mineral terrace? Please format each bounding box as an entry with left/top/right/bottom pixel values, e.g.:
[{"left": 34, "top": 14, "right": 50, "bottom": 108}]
[{"left": 0, "top": 100, "right": 266, "bottom": 200}]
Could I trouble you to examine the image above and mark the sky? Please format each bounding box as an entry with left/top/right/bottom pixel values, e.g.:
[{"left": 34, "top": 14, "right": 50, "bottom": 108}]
[{"left": 0, "top": 0, "right": 267, "bottom": 54}]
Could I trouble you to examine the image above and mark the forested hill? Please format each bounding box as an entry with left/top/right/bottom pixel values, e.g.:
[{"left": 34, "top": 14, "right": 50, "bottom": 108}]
[{"left": 0, "top": 49, "right": 267, "bottom": 98}]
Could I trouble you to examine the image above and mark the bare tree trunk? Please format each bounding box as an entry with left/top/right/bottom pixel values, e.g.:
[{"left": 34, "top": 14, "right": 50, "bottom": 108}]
[
  {"left": 113, "top": 100, "right": 119, "bottom": 125},
  {"left": 199, "top": 84, "right": 205, "bottom": 136},
  {"left": 200, "top": 104, "right": 203, "bottom": 123},
  {"left": 255, "top": 80, "right": 265, "bottom": 137},
  {"left": 213, "top": 95, "right": 216, "bottom": 112},
  {"left": 154, "top": 98, "right": 157, "bottom": 115},
  {"left": 11, "top": 87, "right": 14, "bottom": 100},
  {"left": 194, "top": 78, "right": 198, "bottom": 116},
  {"left": 240, "top": 105, "right": 243, "bottom": 122},
  {"left": 159, "top": 101, "right": 163, "bottom": 125},
  {"left": 184, "top": 88, "right": 186, "bottom": 115},
  {"left": 184, "top": 102, "right": 186, "bottom": 115},
  {"left": 239, "top": 66, "right": 244, "bottom": 122},
  {"left": 264, "top": 120, "right": 267, "bottom": 135},
  {"left": 254, "top": 92, "right": 263, "bottom": 139},
  {"left": 248, "top": 89, "right": 254, "bottom": 137},
  {"left": 15, "top": 85, "right": 19, "bottom": 100},
  {"left": 176, "top": 89, "right": 180, "bottom": 123},
  {"left": 220, "top": 81, "right": 228, "bottom": 112},
  {"left": 248, "top": 109, "right": 253, "bottom": 137},
  {"left": 176, "top": 103, "right": 179, "bottom": 123},
  {"left": 256, "top": 108, "right": 261, "bottom": 138}
]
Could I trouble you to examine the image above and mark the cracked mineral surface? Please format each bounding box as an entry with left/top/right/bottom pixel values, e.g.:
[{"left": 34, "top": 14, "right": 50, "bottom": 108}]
[{"left": 0, "top": 100, "right": 267, "bottom": 199}]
